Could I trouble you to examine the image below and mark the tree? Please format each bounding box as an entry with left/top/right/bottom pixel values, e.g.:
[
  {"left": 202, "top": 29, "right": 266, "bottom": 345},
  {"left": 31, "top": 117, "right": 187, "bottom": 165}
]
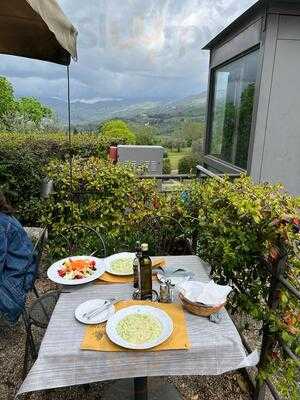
[
  {"left": 16, "top": 97, "right": 53, "bottom": 126},
  {"left": 133, "top": 125, "right": 160, "bottom": 146},
  {"left": 174, "top": 137, "right": 186, "bottom": 152},
  {"left": 0, "top": 76, "right": 54, "bottom": 131},
  {"left": 191, "top": 138, "right": 204, "bottom": 156},
  {"left": 99, "top": 119, "right": 136, "bottom": 144},
  {"left": 176, "top": 121, "right": 205, "bottom": 147},
  {"left": 0, "top": 76, "right": 16, "bottom": 118}
]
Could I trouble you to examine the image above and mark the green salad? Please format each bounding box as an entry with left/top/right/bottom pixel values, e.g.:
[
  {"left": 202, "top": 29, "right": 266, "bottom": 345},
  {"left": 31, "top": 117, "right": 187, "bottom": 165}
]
[
  {"left": 116, "top": 313, "right": 162, "bottom": 344},
  {"left": 110, "top": 257, "right": 133, "bottom": 274}
]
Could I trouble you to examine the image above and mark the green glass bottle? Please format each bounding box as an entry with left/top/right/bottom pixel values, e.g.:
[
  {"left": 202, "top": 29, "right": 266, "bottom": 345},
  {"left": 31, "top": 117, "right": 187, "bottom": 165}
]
[
  {"left": 133, "top": 241, "right": 141, "bottom": 289},
  {"left": 139, "top": 243, "right": 152, "bottom": 300}
]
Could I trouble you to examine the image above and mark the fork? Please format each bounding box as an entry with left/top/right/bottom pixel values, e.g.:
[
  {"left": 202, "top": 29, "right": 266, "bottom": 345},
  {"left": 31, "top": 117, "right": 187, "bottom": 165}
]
[{"left": 83, "top": 298, "right": 116, "bottom": 320}]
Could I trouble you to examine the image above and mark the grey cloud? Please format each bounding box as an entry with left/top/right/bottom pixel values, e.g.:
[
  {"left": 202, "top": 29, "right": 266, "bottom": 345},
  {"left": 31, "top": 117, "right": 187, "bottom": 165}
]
[{"left": 0, "top": 0, "right": 257, "bottom": 101}]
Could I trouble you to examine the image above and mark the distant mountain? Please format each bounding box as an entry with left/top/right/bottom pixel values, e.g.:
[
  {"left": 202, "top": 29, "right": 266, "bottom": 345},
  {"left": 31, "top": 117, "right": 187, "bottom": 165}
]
[{"left": 42, "top": 92, "right": 207, "bottom": 128}]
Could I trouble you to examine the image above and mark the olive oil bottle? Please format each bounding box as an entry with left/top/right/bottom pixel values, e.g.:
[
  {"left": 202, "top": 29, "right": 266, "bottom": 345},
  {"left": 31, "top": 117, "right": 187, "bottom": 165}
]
[
  {"left": 139, "top": 243, "right": 152, "bottom": 300},
  {"left": 133, "top": 241, "right": 141, "bottom": 289}
]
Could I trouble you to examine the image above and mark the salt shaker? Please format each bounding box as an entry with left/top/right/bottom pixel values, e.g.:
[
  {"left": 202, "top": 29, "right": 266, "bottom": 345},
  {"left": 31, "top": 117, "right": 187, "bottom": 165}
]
[
  {"left": 166, "top": 279, "right": 175, "bottom": 302},
  {"left": 159, "top": 280, "right": 172, "bottom": 303}
]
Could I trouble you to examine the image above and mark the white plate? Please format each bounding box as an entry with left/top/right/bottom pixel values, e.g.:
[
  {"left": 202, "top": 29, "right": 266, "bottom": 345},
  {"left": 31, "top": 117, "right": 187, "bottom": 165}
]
[
  {"left": 104, "top": 252, "right": 135, "bottom": 276},
  {"left": 106, "top": 305, "right": 174, "bottom": 350},
  {"left": 47, "top": 256, "right": 105, "bottom": 285},
  {"left": 75, "top": 299, "right": 115, "bottom": 324}
]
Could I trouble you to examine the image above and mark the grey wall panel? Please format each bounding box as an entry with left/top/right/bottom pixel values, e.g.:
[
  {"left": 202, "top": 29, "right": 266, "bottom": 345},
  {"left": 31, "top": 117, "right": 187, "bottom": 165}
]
[
  {"left": 269, "top": 4, "right": 300, "bottom": 16},
  {"left": 259, "top": 39, "right": 300, "bottom": 196},
  {"left": 250, "top": 14, "right": 279, "bottom": 182},
  {"left": 210, "top": 19, "right": 262, "bottom": 68},
  {"left": 278, "top": 15, "right": 300, "bottom": 39}
]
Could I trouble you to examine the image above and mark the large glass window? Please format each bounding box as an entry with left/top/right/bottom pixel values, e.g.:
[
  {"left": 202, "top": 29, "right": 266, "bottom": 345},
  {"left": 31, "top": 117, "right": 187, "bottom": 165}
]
[{"left": 208, "top": 50, "right": 259, "bottom": 170}]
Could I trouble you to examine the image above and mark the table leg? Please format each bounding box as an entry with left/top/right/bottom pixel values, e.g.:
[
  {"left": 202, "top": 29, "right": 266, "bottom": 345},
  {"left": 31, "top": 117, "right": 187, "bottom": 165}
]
[{"left": 134, "top": 377, "right": 148, "bottom": 400}]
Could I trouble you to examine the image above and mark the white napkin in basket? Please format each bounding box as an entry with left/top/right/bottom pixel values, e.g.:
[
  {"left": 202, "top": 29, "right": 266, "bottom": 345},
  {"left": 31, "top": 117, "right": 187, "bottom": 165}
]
[{"left": 178, "top": 280, "right": 232, "bottom": 306}]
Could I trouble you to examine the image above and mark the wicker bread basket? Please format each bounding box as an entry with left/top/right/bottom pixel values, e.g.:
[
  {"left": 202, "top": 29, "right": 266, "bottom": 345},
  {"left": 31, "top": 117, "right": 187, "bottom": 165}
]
[{"left": 179, "top": 292, "right": 225, "bottom": 317}]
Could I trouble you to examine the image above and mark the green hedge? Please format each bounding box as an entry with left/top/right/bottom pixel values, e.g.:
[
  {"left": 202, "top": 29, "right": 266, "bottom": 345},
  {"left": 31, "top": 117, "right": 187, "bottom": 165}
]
[
  {"left": 0, "top": 132, "right": 128, "bottom": 223},
  {"left": 36, "top": 157, "right": 165, "bottom": 256}
]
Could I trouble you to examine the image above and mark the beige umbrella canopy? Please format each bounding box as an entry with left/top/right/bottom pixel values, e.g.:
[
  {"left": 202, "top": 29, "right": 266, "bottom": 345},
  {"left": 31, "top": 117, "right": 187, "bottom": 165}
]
[{"left": 0, "top": 0, "right": 77, "bottom": 65}]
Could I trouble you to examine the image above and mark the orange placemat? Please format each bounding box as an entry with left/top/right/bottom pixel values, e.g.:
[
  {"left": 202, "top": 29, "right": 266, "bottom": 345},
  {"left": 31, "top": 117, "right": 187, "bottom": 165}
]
[
  {"left": 81, "top": 300, "right": 190, "bottom": 352},
  {"left": 96, "top": 258, "right": 166, "bottom": 284}
]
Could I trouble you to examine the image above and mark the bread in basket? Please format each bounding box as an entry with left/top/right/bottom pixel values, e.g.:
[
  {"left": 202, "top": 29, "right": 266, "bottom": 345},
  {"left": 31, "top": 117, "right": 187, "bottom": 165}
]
[{"left": 178, "top": 280, "right": 231, "bottom": 317}]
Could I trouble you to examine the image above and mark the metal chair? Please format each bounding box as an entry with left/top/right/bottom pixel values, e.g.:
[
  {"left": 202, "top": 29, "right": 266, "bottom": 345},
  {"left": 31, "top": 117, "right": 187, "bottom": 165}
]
[
  {"left": 22, "top": 291, "right": 60, "bottom": 379},
  {"left": 22, "top": 225, "right": 106, "bottom": 378},
  {"left": 50, "top": 224, "right": 107, "bottom": 260}
]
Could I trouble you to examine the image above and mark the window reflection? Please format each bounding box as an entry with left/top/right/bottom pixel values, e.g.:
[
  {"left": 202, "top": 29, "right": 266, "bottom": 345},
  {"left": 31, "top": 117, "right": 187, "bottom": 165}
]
[{"left": 209, "top": 50, "right": 258, "bottom": 169}]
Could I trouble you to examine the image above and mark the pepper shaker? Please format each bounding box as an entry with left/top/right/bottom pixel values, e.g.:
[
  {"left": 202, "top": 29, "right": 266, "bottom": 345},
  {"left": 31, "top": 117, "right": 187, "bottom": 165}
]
[{"left": 159, "top": 282, "right": 169, "bottom": 302}]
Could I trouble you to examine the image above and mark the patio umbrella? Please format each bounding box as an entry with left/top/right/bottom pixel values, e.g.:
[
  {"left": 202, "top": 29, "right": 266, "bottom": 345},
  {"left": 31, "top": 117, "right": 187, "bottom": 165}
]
[{"left": 0, "top": 0, "right": 77, "bottom": 65}]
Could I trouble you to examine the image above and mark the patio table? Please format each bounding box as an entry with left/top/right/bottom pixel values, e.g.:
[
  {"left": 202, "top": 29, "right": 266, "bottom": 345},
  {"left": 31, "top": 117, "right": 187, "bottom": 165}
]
[{"left": 18, "top": 256, "right": 257, "bottom": 398}]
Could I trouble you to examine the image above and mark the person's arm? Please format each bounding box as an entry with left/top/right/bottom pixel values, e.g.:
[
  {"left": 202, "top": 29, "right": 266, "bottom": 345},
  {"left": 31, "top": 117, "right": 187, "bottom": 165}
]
[
  {"left": 0, "top": 225, "right": 8, "bottom": 276},
  {"left": 5, "top": 219, "right": 37, "bottom": 291}
]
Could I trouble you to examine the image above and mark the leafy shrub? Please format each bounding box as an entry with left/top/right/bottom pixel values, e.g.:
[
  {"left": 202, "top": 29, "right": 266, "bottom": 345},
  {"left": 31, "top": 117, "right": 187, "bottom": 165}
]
[
  {"left": 181, "top": 176, "right": 300, "bottom": 398},
  {"left": 0, "top": 132, "right": 112, "bottom": 223},
  {"left": 37, "top": 157, "right": 158, "bottom": 254},
  {"left": 99, "top": 119, "right": 136, "bottom": 144},
  {"left": 178, "top": 153, "right": 199, "bottom": 174},
  {"left": 27, "top": 156, "right": 191, "bottom": 258}
]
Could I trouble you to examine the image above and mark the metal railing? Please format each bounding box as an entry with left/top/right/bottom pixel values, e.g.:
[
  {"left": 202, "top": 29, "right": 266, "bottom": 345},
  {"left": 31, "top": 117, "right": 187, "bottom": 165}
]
[
  {"left": 253, "top": 254, "right": 300, "bottom": 400},
  {"left": 137, "top": 164, "right": 240, "bottom": 192},
  {"left": 230, "top": 253, "right": 300, "bottom": 400},
  {"left": 196, "top": 164, "right": 241, "bottom": 181},
  {"left": 137, "top": 165, "right": 240, "bottom": 182},
  {"left": 139, "top": 174, "right": 195, "bottom": 180},
  {"left": 138, "top": 173, "right": 196, "bottom": 193}
]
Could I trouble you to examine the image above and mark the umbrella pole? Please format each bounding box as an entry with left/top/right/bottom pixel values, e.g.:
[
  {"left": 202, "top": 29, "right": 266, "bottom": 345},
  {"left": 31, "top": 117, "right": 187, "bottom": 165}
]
[{"left": 67, "top": 65, "right": 74, "bottom": 224}]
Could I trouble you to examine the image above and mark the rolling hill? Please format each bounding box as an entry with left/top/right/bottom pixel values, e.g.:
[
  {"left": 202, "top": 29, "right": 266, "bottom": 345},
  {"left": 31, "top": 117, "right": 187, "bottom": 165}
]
[{"left": 42, "top": 92, "right": 207, "bottom": 129}]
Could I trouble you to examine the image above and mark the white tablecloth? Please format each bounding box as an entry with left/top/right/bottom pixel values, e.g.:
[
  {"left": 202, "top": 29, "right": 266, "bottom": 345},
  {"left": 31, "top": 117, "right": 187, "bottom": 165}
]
[{"left": 19, "top": 256, "right": 258, "bottom": 394}]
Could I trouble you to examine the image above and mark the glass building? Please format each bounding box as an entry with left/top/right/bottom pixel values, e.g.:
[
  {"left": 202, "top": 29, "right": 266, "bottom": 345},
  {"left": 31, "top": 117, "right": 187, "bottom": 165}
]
[{"left": 202, "top": 0, "right": 300, "bottom": 196}]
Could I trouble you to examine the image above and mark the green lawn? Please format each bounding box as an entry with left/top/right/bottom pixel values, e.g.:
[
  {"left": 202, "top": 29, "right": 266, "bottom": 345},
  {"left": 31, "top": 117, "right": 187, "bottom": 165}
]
[{"left": 167, "top": 147, "right": 191, "bottom": 170}]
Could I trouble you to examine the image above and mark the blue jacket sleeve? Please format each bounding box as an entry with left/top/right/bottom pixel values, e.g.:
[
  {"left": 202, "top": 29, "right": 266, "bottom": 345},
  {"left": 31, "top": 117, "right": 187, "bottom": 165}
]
[
  {"left": 6, "top": 222, "right": 37, "bottom": 291},
  {"left": 0, "top": 215, "right": 38, "bottom": 322},
  {"left": 0, "top": 225, "right": 7, "bottom": 281},
  {"left": 0, "top": 219, "right": 26, "bottom": 322}
]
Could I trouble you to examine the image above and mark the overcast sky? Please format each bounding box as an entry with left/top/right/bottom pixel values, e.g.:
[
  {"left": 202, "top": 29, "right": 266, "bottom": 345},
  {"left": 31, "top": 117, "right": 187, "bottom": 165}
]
[{"left": 1, "top": 0, "right": 256, "bottom": 103}]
